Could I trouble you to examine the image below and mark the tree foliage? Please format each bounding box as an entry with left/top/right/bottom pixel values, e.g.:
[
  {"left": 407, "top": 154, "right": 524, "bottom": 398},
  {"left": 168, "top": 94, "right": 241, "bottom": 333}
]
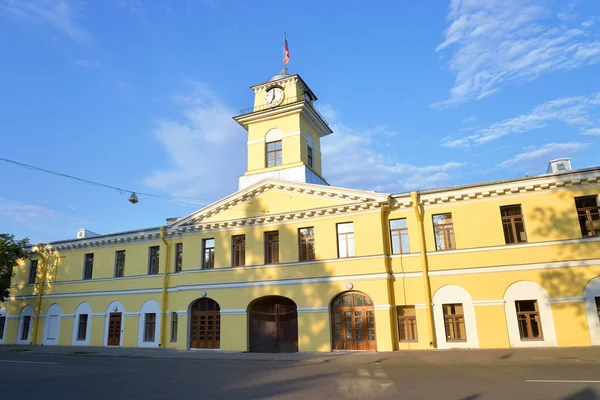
[{"left": 0, "top": 234, "right": 29, "bottom": 302}]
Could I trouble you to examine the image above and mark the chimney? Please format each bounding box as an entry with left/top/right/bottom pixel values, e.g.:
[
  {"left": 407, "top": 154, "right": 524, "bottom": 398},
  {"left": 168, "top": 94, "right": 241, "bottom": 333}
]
[
  {"left": 76, "top": 229, "right": 101, "bottom": 239},
  {"left": 547, "top": 158, "right": 572, "bottom": 174}
]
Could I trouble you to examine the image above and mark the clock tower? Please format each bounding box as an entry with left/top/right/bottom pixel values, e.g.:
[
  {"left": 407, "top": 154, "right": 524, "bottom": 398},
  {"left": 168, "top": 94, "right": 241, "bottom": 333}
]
[{"left": 233, "top": 67, "right": 333, "bottom": 190}]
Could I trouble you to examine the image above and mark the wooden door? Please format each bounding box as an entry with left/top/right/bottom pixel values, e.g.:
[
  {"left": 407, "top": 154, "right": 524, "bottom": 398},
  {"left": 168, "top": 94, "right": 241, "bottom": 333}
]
[
  {"left": 189, "top": 299, "right": 220, "bottom": 349},
  {"left": 107, "top": 312, "right": 122, "bottom": 346},
  {"left": 331, "top": 292, "right": 376, "bottom": 351},
  {"left": 248, "top": 296, "right": 298, "bottom": 353}
]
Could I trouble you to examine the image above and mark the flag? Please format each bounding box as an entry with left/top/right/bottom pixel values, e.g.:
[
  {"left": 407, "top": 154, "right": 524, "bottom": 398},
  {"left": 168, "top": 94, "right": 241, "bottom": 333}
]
[{"left": 284, "top": 37, "right": 290, "bottom": 64}]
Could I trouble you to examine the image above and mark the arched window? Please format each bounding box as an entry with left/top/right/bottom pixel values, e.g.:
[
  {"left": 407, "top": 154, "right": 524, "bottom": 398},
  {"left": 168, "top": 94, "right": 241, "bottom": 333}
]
[
  {"left": 138, "top": 300, "right": 161, "bottom": 348},
  {"left": 72, "top": 302, "right": 92, "bottom": 346},
  {"left": 17, "top": 305, "right": 34, "bottom": 345},
  {"left": 265, "top": 129, "right": 283, "bottom": 167},
  {"left": 42, "top": 304, "right": 62, "bottom": 346},
  {"left": 0, "top": 307, "right": 7, "bottom": 344},
  {"left": 432, "top": 285, "right": 479, "bottom": 349}
]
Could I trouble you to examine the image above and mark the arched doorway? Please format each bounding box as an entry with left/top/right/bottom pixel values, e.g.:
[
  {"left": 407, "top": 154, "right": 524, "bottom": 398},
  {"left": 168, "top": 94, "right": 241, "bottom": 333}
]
[
  {"left": 248, "top": 296, "right": 298, "bottom": 353},
  {"left": 189, "top": 298, "right": 220, "bottom": 349},
  {"left": 331, "top": 291, "right": 376, "bottom": 351}
]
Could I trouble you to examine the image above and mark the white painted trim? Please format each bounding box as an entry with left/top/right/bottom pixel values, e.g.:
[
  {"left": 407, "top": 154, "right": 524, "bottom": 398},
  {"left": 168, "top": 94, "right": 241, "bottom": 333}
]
[
  {"left": 220, "top": 309, "right": 246, "bottom": 315},
  {"left": 548, "top": 296, "right": 585, "bottom": 304},
  {"left": 389, "top": 253, "right": 420, "bottom": 259},
  {"left": 414, "top": 303, "right": 427, "bottom": 309},
  {"left": 473, "top": 300, "right": 505, "bottom": 306},
  {"left": 104, "top": 301, "right": 125, "bottom": 347},
  {"left": 265, "top": 128, "right": 283, "bottom": 142},
  {"left": 374, "top": 304, "right": 392, "bottom": 311},
  {"left": 297, "top": 307, "right": 328, "bottom": 313},
  {"left": 16, "top": 305, "right": 34, "bottom": 345},
  {"left": 71, "top": 302, "right": 92, "bottom": 346},
  {"left": 504, "top": 281, "right": 557, "bottom": 348},
  {"left": 426, "top": 236, "right": 600, "bottom": 256},
  {"left": 584, "top": 277, "right": 600, "bottom": 346},
  {"left": 42, "top": 304, "right": 62, "bottom": 346},
  {"left": 138, "top": 300, "right": 161, "bottom": 348},
  {"left": 432, "top": 285, "right": 479, "bottom": 349}
]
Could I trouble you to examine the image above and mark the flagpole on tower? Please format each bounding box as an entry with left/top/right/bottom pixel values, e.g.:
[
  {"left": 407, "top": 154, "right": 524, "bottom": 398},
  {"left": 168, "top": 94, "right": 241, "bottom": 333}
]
[{"left": 282, "top": 32, "right": 286, "bottom": 71}]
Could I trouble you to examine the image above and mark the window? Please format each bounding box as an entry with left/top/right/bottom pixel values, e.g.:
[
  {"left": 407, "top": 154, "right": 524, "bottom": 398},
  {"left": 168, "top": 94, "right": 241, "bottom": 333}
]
[
  {"left": 516, "top": 300, "right": 543, "bottom": 340},
  {"left": 148, "top": 246, "right": 160, "bottom": 275},
  {"left": 76, "top": 314, "right": 88, "bottom": 341},
  {"left": 232, "top": 235, "right": 246, "bottom": 267},
  {"left": 202, "top": 238, "right": 215, "bottom": 269},
  {"left": 170, "top": 312, "right": 178, "bottom": 342},
  {"left": 596, "top": 297, "right": 600, "bottom": 322},
  {"left": 21, "top": 315, "right": 31, "bottom": 341},
  {"left": 433, "top": 213, "right": 456, "bottom": 251},
  {"left": 174, "top": 243, "right": 183, "bottom": 273},
  {"left": 575, "top": 195, "right": 600, "bottom": 237},
  {"left": 0, "top": 316, "right": 5, "bottom": 340},
  {"left": 397, "top": 306, "right": 418, "bottom": 342},
  {"left": 28, "top": 260, "right": 38, "bottom": 284},
  {"left": 307, "top": 146, "right": 313, "bottom": 168},
  {"left": 501, "top": 205, "right": 527, "bottom": 244},
  {"left": 144, "top": 313, "right": 156, "bottom": 342},
  {"left": 442, "top": 303, "right": 466, "bottom": 341},
  {"left": 390, "top": 219, "right": 409, "bottom": 254},
  {"left": 114, "top": 250, "right": 126, "bottom": 277},
  {"left": 83, "top": 254, "right": 94, "bottom": 280},
  {"left": 337, "top": 223, "right": 355, "bottom": 258},
  {"left": 266, "top": 140, "right": 282, "bottom": 167},
  {"left": 299, "top": 227, "right": 315, "bottom": 261},
  {"left": 265, "top": 231, "right": 279, "bottom": 264}
]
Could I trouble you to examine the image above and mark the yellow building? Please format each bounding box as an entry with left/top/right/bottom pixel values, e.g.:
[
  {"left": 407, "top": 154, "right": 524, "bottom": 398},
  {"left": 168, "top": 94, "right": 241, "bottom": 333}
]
[{"left": 1, "top": 69, "right": 600, "bottom": 352}]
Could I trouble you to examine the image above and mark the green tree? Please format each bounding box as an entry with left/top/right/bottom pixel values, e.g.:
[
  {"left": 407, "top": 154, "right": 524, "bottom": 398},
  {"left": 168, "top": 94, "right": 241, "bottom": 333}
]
[{"left": 0, "top": 234, "right": 29, "bottom": 302}]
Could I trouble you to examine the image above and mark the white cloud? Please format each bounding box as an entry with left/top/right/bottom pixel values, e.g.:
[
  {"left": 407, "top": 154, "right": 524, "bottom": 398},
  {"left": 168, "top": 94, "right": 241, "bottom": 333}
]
[
  {"left": 583, "top": 128, "right": 600, "bottom": 135},
  {"left": 443, "top": 93, "right": 600, "bottom": 147},
  {"left": 142, "top": 82, "right": 246, "bottom": 201},
  {"left": 0, "top": 199, "right": 60, "bottom": 224},
  {"left": 1, "top": 0, "right": 89, "bottom": 42},
  {"left": 322, "top": 110, "right": 465, "bottom": 193},
  {"left": 497, "top": 142, "right": 590, "bottom": 168},
  {"left": 434, "top": 0, "right": 600, "bottom": 107},
  {"left": 73, "top": 58, "right": 99, "bottom": 68}
]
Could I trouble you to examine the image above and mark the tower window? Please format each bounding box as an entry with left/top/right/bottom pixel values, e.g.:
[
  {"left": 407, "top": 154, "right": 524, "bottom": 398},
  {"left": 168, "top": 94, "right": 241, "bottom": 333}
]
[
  {"left": 266, "top": 140, "right": 282, "bottom": 167},
  {"left": 307, "top": 146, "right": 313, "bottom": 168}
]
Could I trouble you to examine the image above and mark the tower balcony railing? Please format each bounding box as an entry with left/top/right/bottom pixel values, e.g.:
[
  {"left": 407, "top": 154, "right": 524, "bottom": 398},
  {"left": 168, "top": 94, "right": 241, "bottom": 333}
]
[{"left": 239, "top": 96, "right": 329, "bottom": 126}]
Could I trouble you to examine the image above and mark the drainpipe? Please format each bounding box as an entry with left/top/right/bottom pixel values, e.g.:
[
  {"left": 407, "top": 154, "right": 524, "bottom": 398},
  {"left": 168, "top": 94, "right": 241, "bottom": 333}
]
[
  {"left": 410, "top": 192, "right": 437, "bottom": 349},
  {"left": 31, "top": 244, "right": 48, "bottom": 345},
  {"left": 380, "top": 203, "right": 399, "bottom": 350},
  {"left": 159, "top": 227, "right": 171, "bottom": 347}
]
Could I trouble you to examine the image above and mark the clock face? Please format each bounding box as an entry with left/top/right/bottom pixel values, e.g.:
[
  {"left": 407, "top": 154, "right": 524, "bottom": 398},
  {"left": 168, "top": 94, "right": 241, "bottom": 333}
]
[{"left": 265, "top": 87, "right": 284, "bottom": 106}]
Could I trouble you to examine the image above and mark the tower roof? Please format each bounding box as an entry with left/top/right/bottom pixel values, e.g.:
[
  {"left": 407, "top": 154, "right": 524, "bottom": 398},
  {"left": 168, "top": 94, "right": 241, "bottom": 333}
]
[{"left": 267, "top": 66, "right": 291, "bottom": 82}]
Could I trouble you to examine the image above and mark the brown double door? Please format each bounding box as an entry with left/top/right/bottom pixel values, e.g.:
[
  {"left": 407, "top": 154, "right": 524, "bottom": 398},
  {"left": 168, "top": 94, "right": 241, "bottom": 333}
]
[
  {"left": 190, "top": 298, "right": 220, "bottom": 349},
  {"left": 331, "top": 292, "right": 377, "bottom": 351},
  {"left": 107, "top": 312, "right": 122, "bottom": 346},
  {"left": 249, "top": 296, "right": 298, "bottom": 353}
]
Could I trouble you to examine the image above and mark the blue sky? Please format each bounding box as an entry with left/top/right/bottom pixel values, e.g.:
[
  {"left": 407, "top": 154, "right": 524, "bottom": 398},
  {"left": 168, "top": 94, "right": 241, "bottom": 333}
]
[{"left": 1, "top": 0, "right": 599, "bottom": 243}]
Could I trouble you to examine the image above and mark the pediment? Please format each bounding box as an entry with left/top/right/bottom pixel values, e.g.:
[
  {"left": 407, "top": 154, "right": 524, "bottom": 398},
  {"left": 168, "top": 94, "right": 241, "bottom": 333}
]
[{"left": 170, "top": 180, "right": 389, "bottom": 227}]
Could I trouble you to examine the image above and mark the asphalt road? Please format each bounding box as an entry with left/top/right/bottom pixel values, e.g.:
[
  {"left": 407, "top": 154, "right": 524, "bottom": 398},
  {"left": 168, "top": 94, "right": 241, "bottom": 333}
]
[{"left": 1, "top": 352, "right": 600, "bottom": 399}]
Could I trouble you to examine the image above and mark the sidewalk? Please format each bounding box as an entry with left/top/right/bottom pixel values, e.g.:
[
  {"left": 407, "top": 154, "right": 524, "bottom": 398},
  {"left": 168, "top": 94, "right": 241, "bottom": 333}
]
[{"left": 2, "top": 344, "right": 600, "bottom": 364}]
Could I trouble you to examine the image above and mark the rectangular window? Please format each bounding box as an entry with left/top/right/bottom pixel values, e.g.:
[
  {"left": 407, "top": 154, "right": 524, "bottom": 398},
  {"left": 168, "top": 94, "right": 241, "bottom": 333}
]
[
  {"left": 170, "top": 312, "right": 178, "bottom": 342},
  {"left": 337, "top": 222, "right": 355, "bottom": 258},
  {"left": 83, "top": 253, "right": 94, "bottom": 280},
  {"left": 148, "top": 246, "right": 160, "bottom": 275},
  {"left": 390, "top": 219, "right": 410, "bottom": 254},
  {"left": 265, "top": 231, "right": 279, "bottom": 264},
  {"left": 299, "top": 227, "right": 315, "bottom": 261},
  {"left": 202, "top": 238, "right": 215, "bottom": 269},
  {"left": 0, "top": 316, "right": 5, "bottom": 340},
  {"left": 266, "top": 140, "right": 282, "bottom": 167},
  {"left": 174, "top": 243, "right": 183, "bottom": 273},
  {"left": 307, "top": 146, "right": 313, "bottom": 168},
  {"left": 77, "top": 314, "right": 88, "bottom": 341},
  {"left": 516, "top": 300, "right": 543, "bottom": 340},
  {"left": 575, "top": 195, "right": 600, "bottom": 237},
  {"left": 28, "top": 260, "right": 38, "bottom": 284},
  {"left": 501, "top": 205, "right": 527, "bottom": 244},
  {"left": 397, "top": 306, "right": 418, "bottom": 342},
  {"left": 232, "top": 235, "right": 246, "bottom": 267},
  {"left": 114, "top": 250, "right": 126, "bottom": 278},
  {"left": 144, "top": 313, "right": 156, "bottom": 342},
  {"left": 442, "top": 303, "right": 466, "bottom": 342},
  {"left": 21, "top": 316, "right": 31, "bottom": 341},
  {"left": 433, "top": 213, "right": 456, "bottom": 251}
]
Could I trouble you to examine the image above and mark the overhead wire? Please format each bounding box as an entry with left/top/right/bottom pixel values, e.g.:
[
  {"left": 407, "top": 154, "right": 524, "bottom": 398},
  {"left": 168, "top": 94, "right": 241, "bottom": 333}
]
[{"left": 0, "top": 157, "right": 205, "bottom": 207}]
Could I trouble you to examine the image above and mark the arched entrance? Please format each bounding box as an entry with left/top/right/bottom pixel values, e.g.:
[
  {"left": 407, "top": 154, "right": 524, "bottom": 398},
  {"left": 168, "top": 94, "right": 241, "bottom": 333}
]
[
  {"left": 248, "top": 296, "right": 298, "bottom": 353},
  {"left": 189, "top": 298, "right": 220, "bottom": 349},
  {"left": 331, "top": 291, "right": 376, "bottom": 351}
]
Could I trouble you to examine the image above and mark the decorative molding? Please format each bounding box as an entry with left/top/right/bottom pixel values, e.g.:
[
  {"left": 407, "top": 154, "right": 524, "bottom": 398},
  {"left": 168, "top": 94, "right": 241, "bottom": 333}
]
[
  {"left": 220, "top": 309, "right": 246, "bottom": 315},
  {"left": 473, "top": 300, "right": 505, "bottom": 306},
  {"left": 297, "top": 306, "right": 328, "bottom": 313},
  {"left": 549, "top": 296, "right": 585, "bottom": 304}
]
